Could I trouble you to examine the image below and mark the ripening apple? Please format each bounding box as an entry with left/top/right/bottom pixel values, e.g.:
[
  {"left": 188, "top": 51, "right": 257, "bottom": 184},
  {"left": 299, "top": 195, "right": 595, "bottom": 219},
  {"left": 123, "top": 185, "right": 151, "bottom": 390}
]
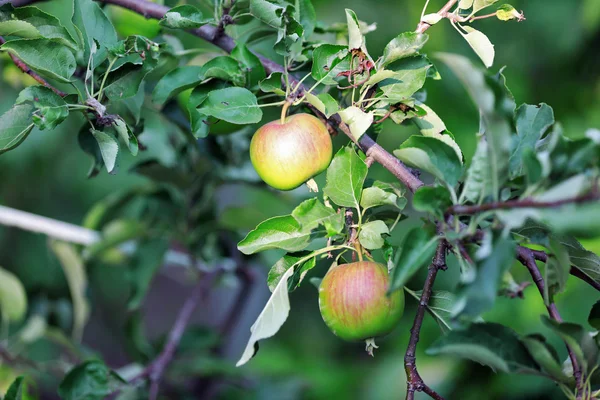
[
  {"left": 319, "top": 261, "right": 404, "bottom": 353},
  {"left": 249, "top": 113, "right": 332, "bottom": 190}
]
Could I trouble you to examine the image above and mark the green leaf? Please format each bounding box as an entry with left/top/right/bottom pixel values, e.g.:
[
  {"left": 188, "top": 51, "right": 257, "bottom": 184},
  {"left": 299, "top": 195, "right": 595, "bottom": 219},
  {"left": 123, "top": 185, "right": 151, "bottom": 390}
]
[
  {"left": 394, "top": 136, "right": 463, "bottom": 187},
  {"left": 379, "top": 56, "right": 431, "bottom": 101},
  {"left": 410, "top": 102, "right": 445, "bottom": 135},
  {"left": 186, "top": 80, "right": 227, "bottom": 138},
  {"left": 232, "top": 43, "right": 266, "bottom": 89},
  {"left": 103, "top": 61, "right": 156, "bottom": 101},
  {"left": 237, "top": 266, "right": 295, "bottom": 366},
  {"left": 405, "top": 288, "right": 458, "bottom": 333},
  {"left": 59, "top": 360, "right": 125, "bottom": 400},
  {"left": 459, "top": 26, "right": 495, "bottom": 68},
  {"left": 345, "top": 9, "right": 363, "bottom": 50},
  {"left": 543, "top": 238, "right": 570, "bottom": 304},
  {"left": 521, "top": 334, "right": 569, "bottom": 383},
  {"left": 496, "top": 5, "right": 524, "bottom": 21},
  {"left": 473, "top": 0, "right": 499, "bottom": 13},
  {"left": 337, "top": 106, "right": 373, "bottom": 141},
  {"left": 459, "top": 138, "right": 494, "bottom": 203},
  {"left": 91, "top": 130, "right": 119, "bottom": 174},
  {"left": 295, "top": 0, "right": 316, "bottom": 38},
  {"left": 305, "top": 92, "right": 339, "bottom": 118},
  {"left": 0, "top": 38, "right": 76, "bottom": 83},
  {"left": 426, "top": 322, "right": 539, "bottom": 373},
  {"left": 380, "top": 32, "right": 428, "bottom": 67},
  {"left": 198, "top": 56, "right": 245, "bottom": 87},
  {"left": 509, "top": 103, "right": 554, "bottom": 177},
  {"left": 288, "top": 257, "right": 318, "bottom": 293},
  {"left": 50, "top": 241, "right": 90, "bottom": 341},
  {"left": 589, "top": 300, "right": 600, "bottom": 330},
  {"left": 436, "top": 53, "right": 513, "bottom": 200},
  {"left": 0, "top": 19, "right": 40, "bottom": 38},
  {"left": 542, "top": 316, "right": 599, "bottom": 372},
  {"left": 310, "top": 44, "right": 349, "bottom": 85},
  {"left": 267, "top": 251, "right": 313, "bottom": 292},
  {"left": 0, "top": 267, "right": 27, "bottom": 322},
  {"left": 198, "top": 87, "right": 262, "bottom": 124},
  {"left": 388, "top": 227, "right": 438, "bottom": 292},
  {"left": 4, "top": 376, "right": 26, "bottom": 400},
  {"left": 250, "top": 0, "right": 285, "bottom": 28},
  {"left": 499, "top": 202, "right": 600, "bottom": 238},
  {"left": 291, "top": 198, "right": 344, "bottom": 236},
  {"left": 16, "top": 86, "right": 68, "bottom": 130},
  {"left": 359, "top": 220, "right": 389, "bottom": 250},
  {"left": 0, "top": 5, "right": 77, "bottom": 49},
  {"left": 238, "top": 215, "right": 311, "bottom": 255},
  {"left": 454, "top": 235, "right": 515, "bottom": 318},
  {"left": 365, "top": 69, "right": 396, "bottom": 86},
  {"left": 259, "top": 72, "right": 285, "bottom": 95},
  {"left": 323, "top": 146, "right": 368, "bottom": 209},
  {"left": 413, "top": 185, "right": 452, "bottom": 218},
  {"left": 522, "top": 148, "right": 544, "bottom": 185},
  {"left": 360, "top": 186, "right": 404, "bottom": 211},
  {"left": 159, "top": 5, "right": 213, "bottom": 29},
  {"left": 152, "top": 66, "right": 204, "bottom": 105},
  {"left": 113, "top": 118, "right": 138, "bottom": 156},
  {"left": 84, "top": 219, "right": 146, "bottom": 260},
  {"left": 72, "top": 0, "right": 118, "bottom": 61},
  {"left": 459, "top": 0, "right": 474, "bottom": 9},
  {"left": 127, "top": 239, "right": 169, "bottom": 310},
  {"left": 0, "top": 104, "right": 35, "bottom": 154}
]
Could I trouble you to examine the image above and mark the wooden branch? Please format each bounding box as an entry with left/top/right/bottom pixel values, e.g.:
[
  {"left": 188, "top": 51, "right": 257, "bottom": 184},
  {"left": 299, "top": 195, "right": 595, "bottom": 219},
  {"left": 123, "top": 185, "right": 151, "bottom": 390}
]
[
  {"left": 404, "top": 240, "right": 447, "bottom": 400},
  {"left": 128, "top": 268, "right": 222, "bottom": 400},
  {"left": 516, "top": 247, "right": 585, "bottom": 398},
  {"left": 447, "top": 191, "right": 600, "bottom": 216}
]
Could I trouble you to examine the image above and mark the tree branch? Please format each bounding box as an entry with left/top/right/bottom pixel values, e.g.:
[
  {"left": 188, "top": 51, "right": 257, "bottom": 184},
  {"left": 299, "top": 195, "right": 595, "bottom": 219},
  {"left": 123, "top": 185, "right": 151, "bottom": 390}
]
[
  {"left": 447, "top": 191, "right": 600, "bottom": 216},
  {"left": 405, "top": 240, "right": 447, "bottom": 400},
  {"left": 528, "top": 247, "right": 600, "bottom": 292},
  {"left": 516, "top": 246, "right": 585, "bottom": 398},
  {"left": 128, "top": 268, "right": 221, "bottom": 400},
  {"left": 0, "top": 36, "right": 67, "bottom": 97}
]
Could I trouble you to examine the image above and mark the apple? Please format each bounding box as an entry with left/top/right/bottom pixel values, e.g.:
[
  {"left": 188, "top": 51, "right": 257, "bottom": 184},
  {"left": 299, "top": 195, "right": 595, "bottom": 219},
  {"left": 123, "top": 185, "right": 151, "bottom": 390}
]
[
  {"left": 249, "top": 113, "right": 332, "bottom": 190},
  {"left": 319, "top": 261, "right": 404, "bottom": 353}
]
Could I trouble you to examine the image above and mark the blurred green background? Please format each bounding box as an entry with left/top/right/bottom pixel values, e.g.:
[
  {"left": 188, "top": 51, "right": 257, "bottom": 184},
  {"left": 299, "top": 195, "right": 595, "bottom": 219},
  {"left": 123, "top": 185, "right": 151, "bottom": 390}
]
[{"left": 0, "top": 0, "right": 599, "bottom": 399}]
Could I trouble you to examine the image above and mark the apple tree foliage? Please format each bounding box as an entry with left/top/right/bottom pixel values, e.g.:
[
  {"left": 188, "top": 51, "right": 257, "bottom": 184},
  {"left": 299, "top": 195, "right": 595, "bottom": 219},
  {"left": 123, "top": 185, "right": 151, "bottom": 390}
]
[{"left": 0, "top": 0, "right": 599, "bottom": 398}]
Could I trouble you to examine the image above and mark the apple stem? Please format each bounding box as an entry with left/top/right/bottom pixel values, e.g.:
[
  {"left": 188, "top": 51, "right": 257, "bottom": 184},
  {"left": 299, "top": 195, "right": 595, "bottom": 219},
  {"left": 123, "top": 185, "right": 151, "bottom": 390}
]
[
  {"left": 354, "top": 242, "right": 364, "bottom": 262},
  {"left": 280, "top": 101, "right": 291, "bottom": 124},
  {"left": 365, "top": 338, "right": 378, "bottom": 357}
]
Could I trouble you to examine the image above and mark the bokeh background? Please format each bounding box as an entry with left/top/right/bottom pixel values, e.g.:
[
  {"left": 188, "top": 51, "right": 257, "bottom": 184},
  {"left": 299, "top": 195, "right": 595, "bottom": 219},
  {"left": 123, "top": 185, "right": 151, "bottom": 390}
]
[{"left": 0, "top": 0, "right": 599, "bottom": 399}]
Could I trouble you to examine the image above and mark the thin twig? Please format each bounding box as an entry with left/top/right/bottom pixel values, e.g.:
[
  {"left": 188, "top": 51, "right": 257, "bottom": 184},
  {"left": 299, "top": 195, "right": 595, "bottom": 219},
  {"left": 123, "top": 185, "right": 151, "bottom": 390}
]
[
  {"left": 0, "top": 36, "right": 67, "bottom": 97},
  {"left": 516, "top": 247, "right": 585, "bottom": 398},
  {"left": 529, "top": 248, "right": 600, "bottom": 292},
  {"left": 405, "top": 240, "right": 447, "bottom": 400},
  {"left": 126, "top": 268, "right": 221, "bottom": 400},
  {"left": 447, "top": 191, "right": 600, "bottom": 216},
  {"left": 0, "top": 345, "right": 66, "bottom": 378}
]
